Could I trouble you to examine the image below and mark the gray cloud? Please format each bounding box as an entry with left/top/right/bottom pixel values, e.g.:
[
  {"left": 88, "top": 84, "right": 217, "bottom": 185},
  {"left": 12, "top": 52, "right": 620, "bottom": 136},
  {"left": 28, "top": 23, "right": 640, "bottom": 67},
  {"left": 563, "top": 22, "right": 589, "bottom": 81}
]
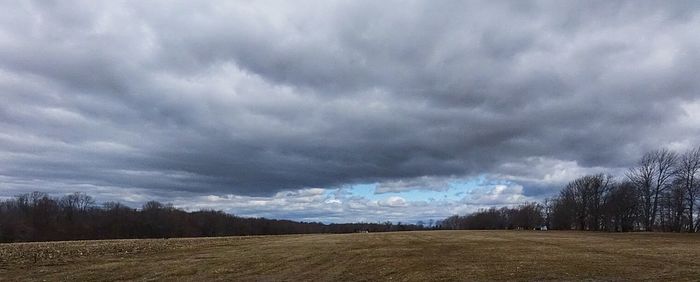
[{"left": 1, "top": 0, "right": 699, "bottom": 213}]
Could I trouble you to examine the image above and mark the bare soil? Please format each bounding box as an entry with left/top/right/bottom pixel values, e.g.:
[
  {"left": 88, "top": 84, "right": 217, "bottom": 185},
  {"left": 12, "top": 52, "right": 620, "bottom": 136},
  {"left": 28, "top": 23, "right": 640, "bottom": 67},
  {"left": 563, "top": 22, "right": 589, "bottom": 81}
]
[{"left": 1, "top": 230, "right": 699, "bottom": 281}]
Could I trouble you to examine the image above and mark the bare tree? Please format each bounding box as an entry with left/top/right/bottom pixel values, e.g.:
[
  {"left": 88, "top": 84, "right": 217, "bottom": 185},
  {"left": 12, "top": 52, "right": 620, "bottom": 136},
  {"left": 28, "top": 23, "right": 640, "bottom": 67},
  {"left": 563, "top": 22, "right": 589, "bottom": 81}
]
[
  {"left": 543, "top": 198, "right": 553, "bottom": 228},
  {"left": 677, "top": 146, "right": 700, "bottom": 232},
  {"left": 60, "top": 194, "right": 79, "bottom": 222},
  {"left": 59, "top": 192, "right": 94, "bottom": 226},
  {"left": 603, "top": 181, "right": 638, "bottom": 232},
  {"left": 75, "top": 192, "right": 95, "bottom": 212},
  {"left": 559, "top": 174, "right": 611, "bottom": 230},
  {"left": 627, "top": 149, "right": 678, "bottom": 231},
  {"left": 589, "top": 174, "right": 613, "bottom": 231},
  {"left": 652, "top": 149, "right": 679, "bottom": 229},
  {"left": 627, "top": 153, "right": 655, "bottom": 230}
]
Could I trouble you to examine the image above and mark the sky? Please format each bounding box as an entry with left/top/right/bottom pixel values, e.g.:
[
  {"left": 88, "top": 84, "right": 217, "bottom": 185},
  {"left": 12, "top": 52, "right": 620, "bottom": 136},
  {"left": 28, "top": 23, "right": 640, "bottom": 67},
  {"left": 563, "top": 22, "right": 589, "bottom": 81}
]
[{"left": 1, "top": 0, "right": 699, "bottom": 223}]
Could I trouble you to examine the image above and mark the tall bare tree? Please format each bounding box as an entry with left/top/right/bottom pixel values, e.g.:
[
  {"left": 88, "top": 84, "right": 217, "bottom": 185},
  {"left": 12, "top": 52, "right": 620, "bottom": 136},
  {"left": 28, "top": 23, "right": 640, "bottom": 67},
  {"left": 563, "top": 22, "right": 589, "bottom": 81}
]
[
  {"left": 678, "top": 146, "right": 700, "bottom": 232},
  {"left": 627, "top": 153, "right": 655, "bottom": 230},
  {"left": 589, "top": 174, "right": 613, "bottom": 230},
  {"left": 627, "top": 149, "right": 677, "bottom": 230},
  {"left": 652, "top": 149, "right": 678, "bottom": 229}
]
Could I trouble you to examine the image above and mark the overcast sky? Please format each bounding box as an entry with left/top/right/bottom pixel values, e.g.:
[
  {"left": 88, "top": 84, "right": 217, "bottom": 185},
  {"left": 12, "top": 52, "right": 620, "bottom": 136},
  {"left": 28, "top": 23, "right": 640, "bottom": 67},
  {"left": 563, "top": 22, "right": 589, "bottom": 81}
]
[{"left": 1, "top": 1, "right": 699, "bottom": 223}]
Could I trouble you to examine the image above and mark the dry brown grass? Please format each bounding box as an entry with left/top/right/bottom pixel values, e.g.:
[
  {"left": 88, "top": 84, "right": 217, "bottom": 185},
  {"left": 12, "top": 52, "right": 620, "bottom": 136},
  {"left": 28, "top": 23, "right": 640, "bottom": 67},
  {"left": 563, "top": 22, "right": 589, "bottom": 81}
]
[{"left": 1, "top": 230, "right": 700, "bottom": 281}]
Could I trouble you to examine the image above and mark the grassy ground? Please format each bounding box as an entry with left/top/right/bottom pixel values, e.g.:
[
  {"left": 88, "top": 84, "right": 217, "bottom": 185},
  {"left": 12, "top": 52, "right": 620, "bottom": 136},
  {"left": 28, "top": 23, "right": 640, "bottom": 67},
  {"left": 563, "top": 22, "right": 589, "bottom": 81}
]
[{"left": 1, "top": 230, "right": 700, "bottom": 281}]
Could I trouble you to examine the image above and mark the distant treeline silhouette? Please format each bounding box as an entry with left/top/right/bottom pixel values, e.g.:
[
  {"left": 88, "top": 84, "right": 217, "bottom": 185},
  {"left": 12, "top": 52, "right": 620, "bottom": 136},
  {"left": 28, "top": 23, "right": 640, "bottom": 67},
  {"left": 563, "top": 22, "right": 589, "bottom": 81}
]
[
  {"left": 440, "top": 146, "right": 700, "bottom": 232},
  {"left": 0, "top": 192, "right": 424, "bottom": 243}
]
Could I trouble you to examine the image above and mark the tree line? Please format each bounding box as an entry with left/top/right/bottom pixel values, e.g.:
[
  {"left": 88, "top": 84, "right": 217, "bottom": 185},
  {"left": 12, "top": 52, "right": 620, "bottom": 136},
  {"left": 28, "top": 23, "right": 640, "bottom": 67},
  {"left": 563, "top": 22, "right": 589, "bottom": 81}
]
[
  {"left": 440, "top": 203, "right": 545, "bottom": 230},
  {"left": 441, "top": 146, "right": 700, "bottom": 232},
  {"left": 0, "top": 192, "right": 423, "bottom": 243}
]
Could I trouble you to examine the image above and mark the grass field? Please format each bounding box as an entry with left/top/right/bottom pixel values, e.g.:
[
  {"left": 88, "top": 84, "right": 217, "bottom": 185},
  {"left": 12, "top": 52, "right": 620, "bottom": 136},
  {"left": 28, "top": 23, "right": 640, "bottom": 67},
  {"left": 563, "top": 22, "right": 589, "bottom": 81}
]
[{"left": 2, "top": 230, "right": 700, "bottom": 281}]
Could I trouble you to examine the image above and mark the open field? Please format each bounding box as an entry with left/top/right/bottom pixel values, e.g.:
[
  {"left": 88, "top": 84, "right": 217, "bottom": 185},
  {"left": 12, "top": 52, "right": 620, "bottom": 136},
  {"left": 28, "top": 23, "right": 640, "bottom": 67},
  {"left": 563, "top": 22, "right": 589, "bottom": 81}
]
[{"left": 2, "top": 231, "right": 700, "bottom": 281}]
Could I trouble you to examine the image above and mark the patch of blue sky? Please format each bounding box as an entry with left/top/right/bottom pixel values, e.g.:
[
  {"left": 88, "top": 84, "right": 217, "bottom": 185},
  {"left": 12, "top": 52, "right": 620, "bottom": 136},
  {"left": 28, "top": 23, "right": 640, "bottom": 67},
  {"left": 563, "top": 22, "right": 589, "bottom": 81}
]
[
  {"left": 338, "top": 175, "right": 496, "bottom": 202},
  {"left": 344, "top": 183, "right": 376, "bottom": 199}
]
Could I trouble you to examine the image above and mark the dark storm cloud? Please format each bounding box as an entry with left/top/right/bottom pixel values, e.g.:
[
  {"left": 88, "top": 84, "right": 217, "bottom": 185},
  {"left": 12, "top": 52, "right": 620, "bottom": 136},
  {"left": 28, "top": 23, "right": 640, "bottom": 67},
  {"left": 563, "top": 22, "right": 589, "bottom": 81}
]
[{"left": 1, "top": 0, "right": 699, "bottom": 199}]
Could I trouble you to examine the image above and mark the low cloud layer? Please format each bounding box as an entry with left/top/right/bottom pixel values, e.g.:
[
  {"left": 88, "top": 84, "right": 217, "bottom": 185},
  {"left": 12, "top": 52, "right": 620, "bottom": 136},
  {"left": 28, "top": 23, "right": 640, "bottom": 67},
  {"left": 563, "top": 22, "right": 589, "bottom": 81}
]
[{"left": 1, "top": 1, "right": 699, "bottom": 221}]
